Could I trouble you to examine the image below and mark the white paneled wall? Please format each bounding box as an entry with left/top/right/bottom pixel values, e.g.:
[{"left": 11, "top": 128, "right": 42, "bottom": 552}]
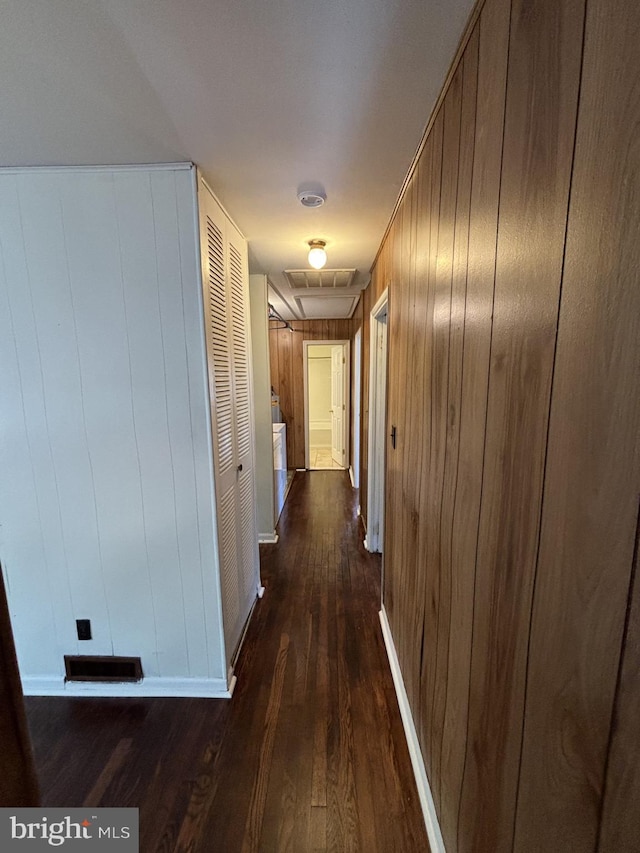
[{"left": 0, "top": 165, "right": 228, "bottom": 695}]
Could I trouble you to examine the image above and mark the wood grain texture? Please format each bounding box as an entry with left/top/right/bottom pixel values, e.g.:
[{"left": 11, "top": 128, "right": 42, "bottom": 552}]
[
  {"left": 400, "top": 149, "right": 432, "bottom": 720},
  {"left": 439, "top": 0, "right": 511, "bottom": 845},
  {"left": 436, "top": 29, "right": 479, "bottom": 844},
  {"left": 599, "top": 507, "right": 640, "bottom": 851},
  {"left": 269, "top": 319, "right": 357, "bottom": 469},
  {"left": 428, "top": 62, "right": 463, "bottom": 813},
  {"left": 358, "top": 0, "right": 639, "bottom": 847},
  {"left": 0, "top": 568, "right": 39, "bottom": 806},
  {"left": 26, "top": 473, "right": 428, "bottom": 852},
  {"left": 515, "top": 0, "right": 640, "bottom": 848},
  {"left": 416, "top": 108, "right": 444, "bottom": 775},
  {"left": 397, "top": 171, "right": 424, "bottom": 714},
  {"left": 457, "top": 0, "right": 585, "bottom": 848}
]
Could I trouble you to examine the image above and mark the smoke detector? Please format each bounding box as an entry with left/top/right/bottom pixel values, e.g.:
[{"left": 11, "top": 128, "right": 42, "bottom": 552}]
[{"left": 297, "top": 189, "right": 326, "bottom": 208}]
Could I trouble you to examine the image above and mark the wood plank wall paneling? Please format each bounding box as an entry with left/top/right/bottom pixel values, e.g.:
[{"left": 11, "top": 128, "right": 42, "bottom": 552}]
[
  {"left": 598, "top": 508, "right": 640, "bottom": 850},
  {"left": 460, "top": 0, "right": 586, "bottom": 848},
  {"left": 426, "top": 62, "right": 462, "bottom": 813},
  {"left": 416, "top": 112, "right": 443, "bottom": 765},
  {"left": 399, "top": 147, "right": 431, "bottom": 720},
  {"left": 361, "top": 0, "right": 640, "bottom": 849},
  {"left": 515, "top": 0, "right": 640, "bottom": 847},
  {"left": 437, "top": 29, "right": 479, "bottom": 843},
  {"left": 268, "top": 319, "right": 357, "bottom": 470}
]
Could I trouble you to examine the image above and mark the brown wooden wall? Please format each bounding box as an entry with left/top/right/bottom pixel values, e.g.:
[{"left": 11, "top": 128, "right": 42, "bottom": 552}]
[
  {"left": 361, "top": 0, "right": 640, "bottom": 849},
  {"left": 0, "top": 567, "right": 39, "bottom": 806},
  {"left": 268, "top": 318, "right": 358, "bottom": 470}
]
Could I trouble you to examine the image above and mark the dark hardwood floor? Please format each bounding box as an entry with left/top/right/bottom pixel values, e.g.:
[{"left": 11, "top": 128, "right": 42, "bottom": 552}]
[{"left": 25, "top": 472, "right": 429, "bottom": 852}]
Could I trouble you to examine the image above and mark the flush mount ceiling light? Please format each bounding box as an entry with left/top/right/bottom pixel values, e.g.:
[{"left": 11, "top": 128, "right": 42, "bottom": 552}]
[{"left": 308, "top": 239, "right": 327, "bottom": 270}]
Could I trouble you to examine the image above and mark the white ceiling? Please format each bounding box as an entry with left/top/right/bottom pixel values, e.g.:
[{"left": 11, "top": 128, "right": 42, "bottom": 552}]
[{"left": 0, "top": 0, "right": 474, "bottom": 319}]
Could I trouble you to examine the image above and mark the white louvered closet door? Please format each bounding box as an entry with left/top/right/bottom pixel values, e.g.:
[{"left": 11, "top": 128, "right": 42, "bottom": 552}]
[
  {"left": 227, "top": 223, "right": 260, "bottom": 617},
  {"left": 200, "top": 181, "right": 259, "bottom": 666}
]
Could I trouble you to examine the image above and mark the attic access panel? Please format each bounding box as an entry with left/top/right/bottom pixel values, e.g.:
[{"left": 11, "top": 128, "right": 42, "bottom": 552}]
[
  {"left": 296, "top": 295, "right": 360, "bottom": 319},
  {"left": 284, "top": 269, "right": 356, "bottom": 290}
]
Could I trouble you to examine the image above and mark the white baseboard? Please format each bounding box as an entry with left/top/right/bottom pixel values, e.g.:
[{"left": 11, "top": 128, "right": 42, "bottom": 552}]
[
  {"left": 258, "top": 532, "right": 279, "bottom": 543},
  {"left": 21, "top": 675, "right": 233, "bottom": 699},
  {"left": 379, "top": 606, "right": 446, "bottom": 853}
]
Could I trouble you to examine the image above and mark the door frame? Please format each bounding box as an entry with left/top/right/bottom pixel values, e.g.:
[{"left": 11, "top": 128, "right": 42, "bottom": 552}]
[
  {"left": 351, "top": 327, "right": 362, "bottom": 489},
  {"left": 303, "top": 340, "right": 351, "bottom": 470},
  {"left": 365, "top": 289, "right": 388, "bottom": 553}
]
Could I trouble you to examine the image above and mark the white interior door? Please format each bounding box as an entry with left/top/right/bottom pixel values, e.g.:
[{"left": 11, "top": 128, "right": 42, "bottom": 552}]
[
  {"left": 227, "top": 223, "right": 260, "bottom": 638},
  {"left": 200, "top": 182, "right": 259, "bottom": 667},
  {"left": 331, "top": 345, "right": 345, "bottom": 466},
  {"left": 202, "top": 208, "right": 240, "bottom": 646}
]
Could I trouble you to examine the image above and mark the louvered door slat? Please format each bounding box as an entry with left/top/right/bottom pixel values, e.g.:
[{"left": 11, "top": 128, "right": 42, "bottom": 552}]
[
  {"left": 206, "top": 215, "right": 234, "bottom": 475},
  {"left": 238, "top": 469, "right": 256, "bottom": 599},
  {"left": 219, "top": 487, "right": 239, "bottom": 641},
  {"left": 229, "top": 242, "right": 252, "bottom": 460}
]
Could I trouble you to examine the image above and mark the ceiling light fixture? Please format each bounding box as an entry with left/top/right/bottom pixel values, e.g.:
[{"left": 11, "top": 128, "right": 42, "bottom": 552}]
[{"left": 308, "top": 239, "right": 327, "bottom": 270}]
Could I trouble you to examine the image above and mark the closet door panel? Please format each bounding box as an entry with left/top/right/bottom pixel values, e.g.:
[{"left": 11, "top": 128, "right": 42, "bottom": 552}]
[
  {"left": 227, "top": 221, "right": 259, "bottom": 626},
  {"left": 201, "top": 193, "right": 240, "bottom": 657},
  {"left": 199, "top": 181, "right": 259, "bottom": 666}
]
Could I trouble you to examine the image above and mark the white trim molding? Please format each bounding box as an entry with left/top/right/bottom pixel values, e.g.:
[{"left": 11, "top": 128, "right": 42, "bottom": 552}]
[
  {"left": 0, "top": 162, "right": 194, "bottom": 175},
  {"left": 379, "top": 606, "right": 446, "bottom": 853},
  {"left": 258, "top": 532, "right": 279, "bottom": 544},
  {"left": 366, "top": 288, "right": 388, "bottom": 553},
  {"left": 21, "top": 675, "right": 234, "bottom": 699}
]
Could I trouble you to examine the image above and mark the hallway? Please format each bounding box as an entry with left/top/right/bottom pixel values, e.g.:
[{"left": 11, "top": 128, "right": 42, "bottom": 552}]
[{"left": 25, "top": 472, "right": 428, "bottom": 852}]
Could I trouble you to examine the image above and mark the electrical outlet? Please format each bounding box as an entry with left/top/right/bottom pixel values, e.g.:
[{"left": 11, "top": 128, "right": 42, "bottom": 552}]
[{"left": 76, "top": 619, "right": 92, "bottom": 641}]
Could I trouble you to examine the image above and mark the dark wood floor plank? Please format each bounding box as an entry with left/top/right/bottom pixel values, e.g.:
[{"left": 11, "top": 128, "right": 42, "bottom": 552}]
[
  {"left": 83, "top": 737, "right": 132, "bottom": 807},
  {"left": 247, "top": 632, "right": 290, "bottom": 852},
  {"left": 25, "top": 471, "right": 428, "bottom": 852}
]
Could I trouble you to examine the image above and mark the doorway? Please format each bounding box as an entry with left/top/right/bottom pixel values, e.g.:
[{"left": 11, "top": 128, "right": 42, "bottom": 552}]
[
  {"left": 365, "top": 290, "right": 388, "bottom": 553},
  {"left": 351, "top": 327, "right": 362, "bottom": 489},
  {"left": 304, "top": 341, "right": 350, "bottom": 470}
]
